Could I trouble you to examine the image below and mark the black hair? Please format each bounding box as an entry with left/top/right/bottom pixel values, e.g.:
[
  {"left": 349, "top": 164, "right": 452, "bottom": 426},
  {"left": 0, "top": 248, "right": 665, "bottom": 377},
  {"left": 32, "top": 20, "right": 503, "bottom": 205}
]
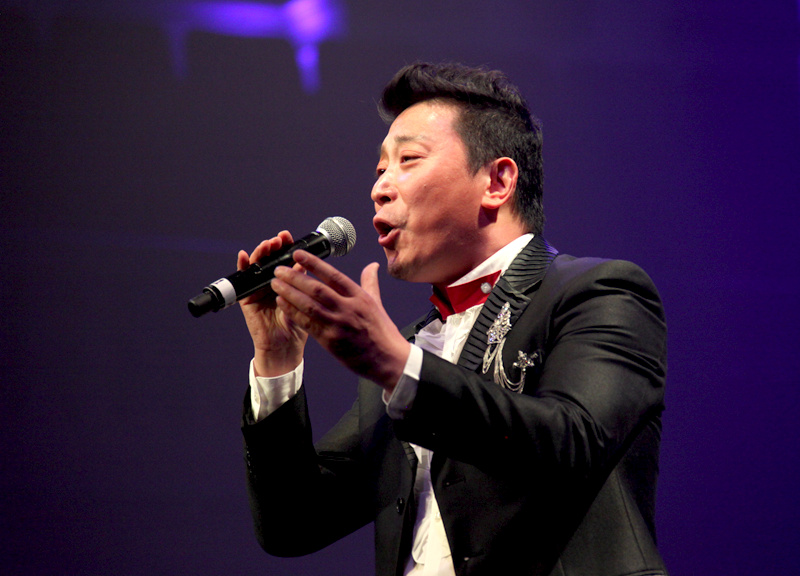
[{"left": 379, "top": 62, "right": 544, "bottom": 235}]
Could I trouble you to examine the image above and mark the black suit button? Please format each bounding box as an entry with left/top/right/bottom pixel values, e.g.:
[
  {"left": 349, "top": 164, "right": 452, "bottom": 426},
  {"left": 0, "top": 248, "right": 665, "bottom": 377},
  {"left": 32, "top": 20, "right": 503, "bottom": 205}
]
[{"left": 396, "top": 497, "right": 405, "bottom": 515}]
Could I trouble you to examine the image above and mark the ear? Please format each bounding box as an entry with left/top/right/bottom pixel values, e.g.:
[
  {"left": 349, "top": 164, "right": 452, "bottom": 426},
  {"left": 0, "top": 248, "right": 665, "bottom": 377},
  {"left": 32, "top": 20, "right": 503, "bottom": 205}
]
[{"left": 481, "top": 157, "right": 518, "bottom": 210}]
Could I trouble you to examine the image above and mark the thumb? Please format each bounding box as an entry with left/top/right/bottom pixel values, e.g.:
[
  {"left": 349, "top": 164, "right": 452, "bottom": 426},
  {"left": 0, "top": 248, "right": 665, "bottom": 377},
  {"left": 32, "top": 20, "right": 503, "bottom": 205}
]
[{"left": 360, "top": 262, "right": 383, "bottom": 307}]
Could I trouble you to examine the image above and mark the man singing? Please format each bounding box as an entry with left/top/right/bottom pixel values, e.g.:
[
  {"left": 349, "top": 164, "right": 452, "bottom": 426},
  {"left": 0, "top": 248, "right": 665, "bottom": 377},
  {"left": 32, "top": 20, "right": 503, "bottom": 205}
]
[{"left": 237, "top": 62, "right": 669, "bottom": 576}]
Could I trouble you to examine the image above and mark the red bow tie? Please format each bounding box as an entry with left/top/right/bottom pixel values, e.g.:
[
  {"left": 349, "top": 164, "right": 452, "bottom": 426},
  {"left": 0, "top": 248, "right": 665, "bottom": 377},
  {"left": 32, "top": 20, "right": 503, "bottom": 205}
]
[{"left": 429, "top": 271, "right": 501, "bottom": 321}]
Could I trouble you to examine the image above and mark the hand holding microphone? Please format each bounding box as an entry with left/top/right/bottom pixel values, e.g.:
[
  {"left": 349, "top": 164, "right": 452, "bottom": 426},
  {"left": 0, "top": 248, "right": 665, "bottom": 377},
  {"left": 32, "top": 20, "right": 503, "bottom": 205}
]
[
  {"left": 188, "top": 215, "right": 408, "bottom": 388},
  {"left": 188, "top": 217, "right": 356, "bottom": 318}
]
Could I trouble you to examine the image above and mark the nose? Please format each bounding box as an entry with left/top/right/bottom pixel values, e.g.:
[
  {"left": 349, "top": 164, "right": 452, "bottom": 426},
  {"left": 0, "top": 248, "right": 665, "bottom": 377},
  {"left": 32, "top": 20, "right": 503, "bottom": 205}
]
[{"left": 371, "top": 176, "right": 396, "bottom": 207}]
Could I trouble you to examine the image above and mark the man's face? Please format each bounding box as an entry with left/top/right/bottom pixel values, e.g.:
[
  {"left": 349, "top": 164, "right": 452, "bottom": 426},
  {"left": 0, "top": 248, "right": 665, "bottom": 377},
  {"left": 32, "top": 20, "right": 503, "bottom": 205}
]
[{"left": 372, "top": 101, "right": 489, "bottom": 286}]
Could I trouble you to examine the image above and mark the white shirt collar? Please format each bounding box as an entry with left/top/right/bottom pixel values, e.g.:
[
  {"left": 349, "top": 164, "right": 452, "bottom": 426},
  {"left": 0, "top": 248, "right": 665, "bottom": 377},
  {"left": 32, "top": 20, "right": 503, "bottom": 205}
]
[{"left": 448, "top": 233, "right": 534, "bottom": 288}]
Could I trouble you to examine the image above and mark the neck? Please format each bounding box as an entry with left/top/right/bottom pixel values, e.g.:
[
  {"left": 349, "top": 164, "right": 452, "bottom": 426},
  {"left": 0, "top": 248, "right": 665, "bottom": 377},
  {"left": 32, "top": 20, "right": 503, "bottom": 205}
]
[{"left": 431, "top": 224, "right": 529, "bottom": 294}]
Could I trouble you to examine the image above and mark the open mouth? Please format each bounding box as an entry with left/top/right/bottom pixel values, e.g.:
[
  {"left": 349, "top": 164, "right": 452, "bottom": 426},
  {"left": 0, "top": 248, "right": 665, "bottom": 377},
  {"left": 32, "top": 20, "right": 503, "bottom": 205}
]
[
  {"left": 374, "top": 220, "right": 393, "bottom": 236},
  {"left": 374, "top": 220, "right": 399, "bottom": 248}
]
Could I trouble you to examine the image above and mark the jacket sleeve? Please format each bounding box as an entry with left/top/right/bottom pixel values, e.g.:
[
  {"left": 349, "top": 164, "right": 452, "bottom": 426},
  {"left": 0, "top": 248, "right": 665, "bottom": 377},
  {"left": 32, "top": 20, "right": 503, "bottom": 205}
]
[
  {"left": 241, "top": 384, "right": 376, "bottom": 557},
  {"left": 391, "top": 257, "right": 667, "bottom": 485}
]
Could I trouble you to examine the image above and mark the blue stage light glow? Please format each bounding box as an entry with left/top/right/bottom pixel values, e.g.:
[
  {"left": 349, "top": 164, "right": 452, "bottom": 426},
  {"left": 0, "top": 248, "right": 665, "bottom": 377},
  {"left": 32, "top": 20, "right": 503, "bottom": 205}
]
[{"left": 2, "top": 0, "right": 347, "bottom": 92}]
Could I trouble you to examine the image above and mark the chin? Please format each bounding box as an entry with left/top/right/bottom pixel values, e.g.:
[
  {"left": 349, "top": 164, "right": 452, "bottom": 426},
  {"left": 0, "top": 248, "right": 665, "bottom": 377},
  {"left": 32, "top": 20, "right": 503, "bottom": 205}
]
[
  {"left": 386, "top": 255, "right": 418, "bottom": 282},
  {"left": 386, "top": 259, "right": 408, "bottom": 281},
  {"left": 387, "top": 258, "right": 440, "bottom": 285}
]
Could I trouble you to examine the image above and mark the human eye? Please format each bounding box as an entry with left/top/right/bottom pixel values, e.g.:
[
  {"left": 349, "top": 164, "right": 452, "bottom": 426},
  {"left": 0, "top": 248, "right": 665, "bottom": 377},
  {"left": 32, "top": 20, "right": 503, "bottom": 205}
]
[{"left": 375, "top": 165, "right": 387, "bottom": 179}]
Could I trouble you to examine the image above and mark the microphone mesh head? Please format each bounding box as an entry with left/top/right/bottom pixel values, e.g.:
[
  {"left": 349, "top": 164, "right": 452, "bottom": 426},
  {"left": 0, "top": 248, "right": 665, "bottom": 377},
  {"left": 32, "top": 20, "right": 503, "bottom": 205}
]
[{"left": 317, "top": 216, "right": 357, "bottom": 257}]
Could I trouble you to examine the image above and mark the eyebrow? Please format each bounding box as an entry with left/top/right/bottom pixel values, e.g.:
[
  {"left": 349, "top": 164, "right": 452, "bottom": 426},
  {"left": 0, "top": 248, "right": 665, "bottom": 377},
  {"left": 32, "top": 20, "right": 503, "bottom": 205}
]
[{"left": 377, "top": 134, "right": 429, "bottom": 157}]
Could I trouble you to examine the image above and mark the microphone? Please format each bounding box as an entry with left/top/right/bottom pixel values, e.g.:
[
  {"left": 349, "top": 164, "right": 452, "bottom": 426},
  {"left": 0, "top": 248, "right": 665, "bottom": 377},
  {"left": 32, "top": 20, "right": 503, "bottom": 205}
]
[{"left": 188, "top": 216, "right": 357, "bottom": 318}]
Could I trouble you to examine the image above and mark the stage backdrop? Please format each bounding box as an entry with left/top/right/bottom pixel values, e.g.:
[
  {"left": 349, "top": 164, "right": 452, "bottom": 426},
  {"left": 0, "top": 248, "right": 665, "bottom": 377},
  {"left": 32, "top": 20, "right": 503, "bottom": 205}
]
[{"left": 2, "top": 1, "right": 799, "bottom": 574}]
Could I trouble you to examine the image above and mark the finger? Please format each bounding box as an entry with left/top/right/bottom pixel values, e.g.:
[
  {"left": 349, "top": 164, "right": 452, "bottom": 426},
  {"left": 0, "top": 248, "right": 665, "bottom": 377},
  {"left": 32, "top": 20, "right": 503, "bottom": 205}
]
[
  {"left": 249, "top": 239, "right": 272, "bottom": 265},
  {"left": 278, "top": 230, "right": 294, "bottom": 245},
  {"left": 274, "top": 294, "right": 306, "bottom": 327},
  {"left": 237, "top": 250, "right": 250, "bottom": 271},
  {"left": 291, "top": 250, "right": 360, "bottom": 297},
  {"left": 273, "top": 265, "right": 341, "bottom": 311},
  {"left": 272, "top": 276, "right": 331, "bottom": 334},
  {"left": 249, "top": 230, "right": 295, "bottom": 265},
  {"left": 360, "top": 262, "right": 382, "bottom": 306}
]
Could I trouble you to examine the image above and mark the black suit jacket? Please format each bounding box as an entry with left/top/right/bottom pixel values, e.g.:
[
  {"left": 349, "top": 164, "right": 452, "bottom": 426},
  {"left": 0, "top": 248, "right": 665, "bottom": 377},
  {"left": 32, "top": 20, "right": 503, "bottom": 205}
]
[{"left": 242, "top": 237, "right": 669, "bottom": 576}]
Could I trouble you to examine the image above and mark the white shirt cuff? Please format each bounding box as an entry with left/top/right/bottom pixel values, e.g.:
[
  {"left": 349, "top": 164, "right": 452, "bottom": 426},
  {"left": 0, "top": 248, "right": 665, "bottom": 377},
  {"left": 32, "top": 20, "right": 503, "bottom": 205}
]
[
  {"left": 383, "top": 344, "right": 423, "bottom": 419},
  {"left": 249, "top": 359, "right": 304, "bottom": 422}
]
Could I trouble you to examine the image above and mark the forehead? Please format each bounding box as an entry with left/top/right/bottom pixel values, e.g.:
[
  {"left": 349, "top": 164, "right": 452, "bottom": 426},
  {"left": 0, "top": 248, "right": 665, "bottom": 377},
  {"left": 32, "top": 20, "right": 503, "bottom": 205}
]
[{"left": 380, "top": 101, "right": 462, "bottom": 152}]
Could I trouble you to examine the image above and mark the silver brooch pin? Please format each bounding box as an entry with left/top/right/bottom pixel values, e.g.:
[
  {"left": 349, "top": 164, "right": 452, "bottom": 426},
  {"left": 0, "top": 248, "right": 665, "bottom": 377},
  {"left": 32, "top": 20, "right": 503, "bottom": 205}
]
[
  {"left": 482, "top": 302, "right": 538, "bottom": 394},
  {"left": 486, "top": 302, "right": 512, "bottom": 345}
]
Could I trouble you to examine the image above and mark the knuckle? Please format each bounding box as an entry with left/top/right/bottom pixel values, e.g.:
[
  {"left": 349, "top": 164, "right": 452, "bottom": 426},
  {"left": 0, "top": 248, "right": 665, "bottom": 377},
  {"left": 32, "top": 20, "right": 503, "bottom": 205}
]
[
  {"left": 309, "top": 283, "right": 327, "bottom": 301},
  {"left": 301, "top": 298, "right": 324, "bottom": 321}
]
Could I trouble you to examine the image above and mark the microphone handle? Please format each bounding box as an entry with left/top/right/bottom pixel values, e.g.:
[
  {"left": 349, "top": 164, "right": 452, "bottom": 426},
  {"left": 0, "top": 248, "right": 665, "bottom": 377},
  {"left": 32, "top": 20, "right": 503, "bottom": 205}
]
[{"left": 188, "top": 232, "right": 330, "bottom": 317}]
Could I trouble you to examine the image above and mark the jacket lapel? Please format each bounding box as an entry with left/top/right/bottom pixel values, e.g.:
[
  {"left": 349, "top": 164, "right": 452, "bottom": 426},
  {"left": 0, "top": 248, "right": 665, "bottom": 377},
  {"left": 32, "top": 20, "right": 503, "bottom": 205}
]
[
  {"left": 456, "top": 236, "right": 558, "bottom": 371},
  {"left": 399, "top": 237, "right": 556, "bottom": 467}
]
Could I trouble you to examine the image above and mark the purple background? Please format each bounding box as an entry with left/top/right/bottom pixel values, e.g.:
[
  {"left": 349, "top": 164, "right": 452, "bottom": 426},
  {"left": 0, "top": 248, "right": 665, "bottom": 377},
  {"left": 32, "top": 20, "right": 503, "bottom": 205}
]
[{"left": 2, "top": 1, "right": 799, "bottom": 574}]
